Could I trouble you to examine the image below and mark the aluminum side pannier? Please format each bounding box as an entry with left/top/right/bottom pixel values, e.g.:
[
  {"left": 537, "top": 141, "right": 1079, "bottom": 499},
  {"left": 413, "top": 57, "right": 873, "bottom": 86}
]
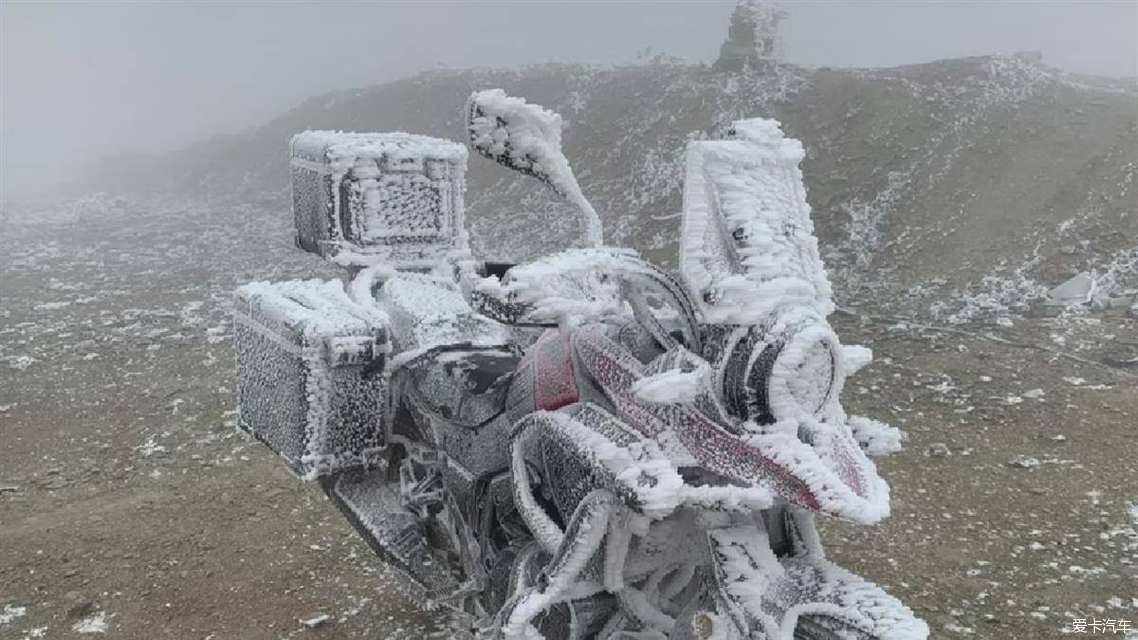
[{"left": 233, "top": 278, "right": 389, "bottom": 478}]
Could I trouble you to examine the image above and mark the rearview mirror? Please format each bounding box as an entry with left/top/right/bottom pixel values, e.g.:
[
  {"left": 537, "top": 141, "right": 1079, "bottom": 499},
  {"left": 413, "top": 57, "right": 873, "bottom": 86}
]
[{"left": 466, "top": 89, "right": 603, "bottom": 247}]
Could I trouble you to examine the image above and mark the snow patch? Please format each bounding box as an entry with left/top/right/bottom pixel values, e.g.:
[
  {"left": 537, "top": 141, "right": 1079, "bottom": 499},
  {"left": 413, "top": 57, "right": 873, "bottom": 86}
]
[
  {"left": 300, "top": 613, "right": 330, "bottom": 629},
  {"left": 0, "top": 604, "right": 27, "bottom": 626},
  {"left": 5, "top": 355, "right": 36, "bottom": 371},
  {"left": 72, "top": 611, "right": 109, "bottom": 634}
]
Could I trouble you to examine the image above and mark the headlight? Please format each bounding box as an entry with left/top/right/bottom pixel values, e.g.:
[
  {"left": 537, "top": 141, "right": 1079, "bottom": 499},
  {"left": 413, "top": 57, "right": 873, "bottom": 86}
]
[
  {"left": 770, "top": 325, "right": 838, "bottom": 418},
  {"left": 717, "top": 320, "right": 841, "bottom": 425}
]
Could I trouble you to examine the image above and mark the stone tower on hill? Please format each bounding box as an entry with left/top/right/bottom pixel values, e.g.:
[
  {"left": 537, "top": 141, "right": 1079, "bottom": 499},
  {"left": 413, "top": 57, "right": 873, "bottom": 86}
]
[{"left": 713, "top": 0, "right": 787, "bottom": 72}]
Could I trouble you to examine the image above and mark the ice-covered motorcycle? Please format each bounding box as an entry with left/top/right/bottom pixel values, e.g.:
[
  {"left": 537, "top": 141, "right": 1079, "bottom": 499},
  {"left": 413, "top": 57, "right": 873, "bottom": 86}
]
[{"left": 231, "top": 89, "right": 929, "bottom": 640}]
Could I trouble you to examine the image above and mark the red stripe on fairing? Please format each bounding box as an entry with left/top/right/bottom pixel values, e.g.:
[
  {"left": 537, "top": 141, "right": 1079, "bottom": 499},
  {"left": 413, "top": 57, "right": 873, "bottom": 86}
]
[
  {"left": 533, "top": 329, "right": 580, "bottom": 411},
  {"left": 823, "top": 429, "right": 867, "bottom": 499},
  {"left": 571, "top": 324, "right": 823, "bottom": 513},
  {"left": 672, "top": 410, "right": 823, "bottom": 512}
]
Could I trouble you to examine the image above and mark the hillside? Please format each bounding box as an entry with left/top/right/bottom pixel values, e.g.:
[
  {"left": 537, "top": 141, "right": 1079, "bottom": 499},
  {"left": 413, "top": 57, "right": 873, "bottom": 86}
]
[
  {"left": 73, "top": 56, "right": 1138, "bottom": 323},
  {"left": 3, "top": 55, "right": 1137, "bottom": 640}
]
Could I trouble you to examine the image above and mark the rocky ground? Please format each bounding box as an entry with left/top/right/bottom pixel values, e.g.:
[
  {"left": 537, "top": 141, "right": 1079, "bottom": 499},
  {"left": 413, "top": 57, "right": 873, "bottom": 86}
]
[
  {"left": 1, "top": 196, "right": 1135, "bottom": 639},
  {"left": 825, "top": 310, "right": 1137, "bottom": 639}
]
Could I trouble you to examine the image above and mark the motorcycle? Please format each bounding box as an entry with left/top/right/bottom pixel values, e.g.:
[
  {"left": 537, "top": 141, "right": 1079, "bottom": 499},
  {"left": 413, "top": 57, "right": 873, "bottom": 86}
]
[{"left": 232, "top": 89, "right": 929, "bottom": 640}]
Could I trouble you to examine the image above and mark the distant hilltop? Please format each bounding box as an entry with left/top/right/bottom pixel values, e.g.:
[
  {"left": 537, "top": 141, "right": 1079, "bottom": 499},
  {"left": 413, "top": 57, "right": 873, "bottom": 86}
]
[
  {"left": 714, "top": 0, "right": 788, "bottom": 72},
  {"left": 75, "top": 3, "right": 1135, "bottom": 324}
]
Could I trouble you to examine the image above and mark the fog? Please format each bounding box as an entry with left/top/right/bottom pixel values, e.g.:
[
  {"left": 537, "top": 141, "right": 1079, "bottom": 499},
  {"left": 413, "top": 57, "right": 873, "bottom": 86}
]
[{"left": 2, "top": 1, "right": 1135, "bottom": 198}]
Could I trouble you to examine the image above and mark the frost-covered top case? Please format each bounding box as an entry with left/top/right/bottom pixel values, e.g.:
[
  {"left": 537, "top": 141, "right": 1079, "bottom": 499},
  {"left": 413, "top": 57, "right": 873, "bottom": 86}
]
[{"left": 290, "top": 131, "right": 469, "bottom": 270}]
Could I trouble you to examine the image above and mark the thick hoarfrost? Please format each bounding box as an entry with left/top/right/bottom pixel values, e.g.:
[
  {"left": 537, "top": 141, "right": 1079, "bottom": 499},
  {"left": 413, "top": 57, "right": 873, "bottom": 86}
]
[
  {"left": 630, "top": 360, "right": 710, "bottom": 404},
  {"left": 234, "top": 279, "right": 389, "bottom": 479},
  {"left": 467, "top": 89, "right": 603, "bottom": 247},
  {"left": 291, "top": 130, "right": 467, "bottom": 175},
  {"left": 473, "top": 247, "right": 634, "bottom": 325},
  {"left": 290, "top": 130, "right": 469, "bottom": 270},
  {"left": 238, "top": 278, "right": 389, "bottom": 337},
  {"left": 382, "top": 272, "right": 510, "bottom": 363},
  {"left": 847, "top": 416, "right": 905, "bottom": 458},
  {"left": 230, "top": 101, "right": 925, "bottom": 638},
  {"left": 707, "top": 526, "right": 928, "bottom": 640},
  {"left": 840, "top": 344, "right": 873, "bottom": 374},
  {"left": 680, "top": 118, "right": 834, "bottom": 324},
  {"left": 675, "top": 117, "right": 900, "bottom": 526}
]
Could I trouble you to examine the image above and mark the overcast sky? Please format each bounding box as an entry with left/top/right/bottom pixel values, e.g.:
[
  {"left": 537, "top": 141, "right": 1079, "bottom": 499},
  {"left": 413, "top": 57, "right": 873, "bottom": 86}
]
[{"left": 2, "top": 1, "right": 1135, "bottom": 197}]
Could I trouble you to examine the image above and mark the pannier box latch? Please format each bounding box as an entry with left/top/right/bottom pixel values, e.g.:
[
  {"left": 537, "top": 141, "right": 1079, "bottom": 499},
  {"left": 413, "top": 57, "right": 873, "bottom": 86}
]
[{"left": 324, "top": 335, "right": 385, "bottom": 368}]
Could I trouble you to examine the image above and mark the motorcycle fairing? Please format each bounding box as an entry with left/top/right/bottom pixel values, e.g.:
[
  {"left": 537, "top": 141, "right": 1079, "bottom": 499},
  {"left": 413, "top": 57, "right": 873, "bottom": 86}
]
[
  {"left": 707, "top": 525, "right": 929, "bottom": 640},
  {"left": 529, "top": 329, "right": 580, "bottom": 411},
  {"left": 508, "top": 406, "right": 924, "bottom": 640},
  {"left": 514, "top": 405, "right": 687, "bottom": 523},
  {"left": 568, "top": 323, "right": 890, "bottom": 525}
]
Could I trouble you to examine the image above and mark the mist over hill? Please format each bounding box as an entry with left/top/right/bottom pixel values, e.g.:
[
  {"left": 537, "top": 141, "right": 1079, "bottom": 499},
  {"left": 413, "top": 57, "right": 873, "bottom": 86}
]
[
  {"left": 3, "top": 10, "right": 1138, "bottom": 638},
  {"left": 72, "top": 54, "right": 1138, "bottom": 322}
]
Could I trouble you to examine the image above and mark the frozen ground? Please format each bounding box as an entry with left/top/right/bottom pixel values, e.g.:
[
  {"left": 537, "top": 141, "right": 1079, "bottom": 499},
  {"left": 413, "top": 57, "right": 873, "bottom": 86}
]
[
  {"left": 1, "top": 194, "right": 1136, "bottom": 639},
  {"left": 0, "top": 196, "right": 437, "bottom": 638}
]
